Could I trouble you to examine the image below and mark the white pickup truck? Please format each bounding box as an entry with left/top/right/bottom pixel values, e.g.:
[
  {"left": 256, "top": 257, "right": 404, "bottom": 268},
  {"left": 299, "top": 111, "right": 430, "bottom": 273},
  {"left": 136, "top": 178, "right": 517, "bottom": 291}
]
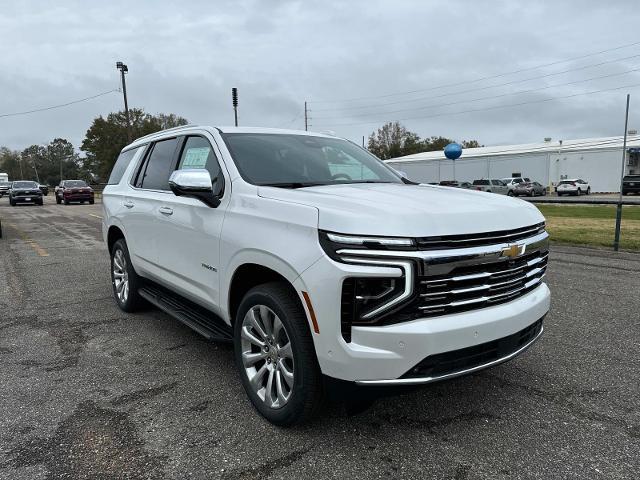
[{"left": 102, "top": 126, "right": 550, "bottom": 425}]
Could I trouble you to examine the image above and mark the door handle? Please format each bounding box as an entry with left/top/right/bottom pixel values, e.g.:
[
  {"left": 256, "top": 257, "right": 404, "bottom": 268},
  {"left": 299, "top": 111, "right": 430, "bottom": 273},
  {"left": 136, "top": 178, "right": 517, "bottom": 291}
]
[
  {"left": 159, "top": 206, "right": 173, "bottom": 216},
  {"left": 124, "top": 200, "right": 134, "bottom": 209}
]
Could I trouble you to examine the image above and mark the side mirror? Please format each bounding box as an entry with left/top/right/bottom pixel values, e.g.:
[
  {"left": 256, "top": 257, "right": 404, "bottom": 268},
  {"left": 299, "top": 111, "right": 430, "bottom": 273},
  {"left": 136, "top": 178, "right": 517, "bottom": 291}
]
[{"left": 168, "top": 169, "right": 221, "bottom": 208}]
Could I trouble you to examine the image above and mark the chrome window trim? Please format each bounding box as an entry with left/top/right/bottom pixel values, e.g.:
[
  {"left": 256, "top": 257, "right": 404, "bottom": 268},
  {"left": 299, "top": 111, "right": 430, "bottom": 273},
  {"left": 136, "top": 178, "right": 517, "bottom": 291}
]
[{"left": 355, "top": 321, "right": 544, "bottom": 385}]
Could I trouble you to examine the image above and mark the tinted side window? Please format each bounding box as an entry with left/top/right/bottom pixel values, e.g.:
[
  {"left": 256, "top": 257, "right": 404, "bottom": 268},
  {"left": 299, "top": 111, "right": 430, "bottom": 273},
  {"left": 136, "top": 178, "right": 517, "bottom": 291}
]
[
  {"left": 108, "top": 147, "right": 142, "bottom": 185},
  {"left": 177, "top": 136, "right": 221, "bottom": 181},
  {"left": 473, "top": 179, "right": 489, "bottom": 185},
  {"left": 140, "top": 138, "right": 179, "bottom": 190}
]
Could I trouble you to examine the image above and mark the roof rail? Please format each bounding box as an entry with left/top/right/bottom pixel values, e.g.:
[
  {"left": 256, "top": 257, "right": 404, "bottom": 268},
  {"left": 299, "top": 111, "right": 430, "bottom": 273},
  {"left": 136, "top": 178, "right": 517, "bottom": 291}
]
[{"left": 134, "top": 124, "right": 200, "bottom": 143}]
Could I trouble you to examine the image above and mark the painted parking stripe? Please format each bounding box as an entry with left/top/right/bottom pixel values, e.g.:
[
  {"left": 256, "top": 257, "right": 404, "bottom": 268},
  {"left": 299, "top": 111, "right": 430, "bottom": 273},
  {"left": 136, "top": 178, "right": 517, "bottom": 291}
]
[{"left": 6, "top": 222, "right": 49, "bottom": 257}]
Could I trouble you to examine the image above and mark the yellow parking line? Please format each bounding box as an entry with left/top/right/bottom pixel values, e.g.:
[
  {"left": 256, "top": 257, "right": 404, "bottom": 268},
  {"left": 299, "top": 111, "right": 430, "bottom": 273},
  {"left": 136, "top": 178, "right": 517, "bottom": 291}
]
[
  {"left": 88, "top": 213, "right": 103, "bottom": 219},
  {"left": 6, "top": 223, "right": 49, "bottom": 257}
]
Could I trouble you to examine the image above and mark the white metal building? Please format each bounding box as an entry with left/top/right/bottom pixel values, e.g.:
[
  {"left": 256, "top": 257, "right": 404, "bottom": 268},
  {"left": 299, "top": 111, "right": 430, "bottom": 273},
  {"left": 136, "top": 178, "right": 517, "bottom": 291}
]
[{"left": 386, "top": 135, "right": 640, "bottom": 193}]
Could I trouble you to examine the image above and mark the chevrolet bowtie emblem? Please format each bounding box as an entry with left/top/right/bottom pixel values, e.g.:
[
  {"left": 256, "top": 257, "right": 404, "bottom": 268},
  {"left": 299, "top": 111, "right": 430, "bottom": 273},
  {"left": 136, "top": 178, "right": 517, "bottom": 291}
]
[{"left": 502, "top": 243, "right": 525, "bottom": 258}]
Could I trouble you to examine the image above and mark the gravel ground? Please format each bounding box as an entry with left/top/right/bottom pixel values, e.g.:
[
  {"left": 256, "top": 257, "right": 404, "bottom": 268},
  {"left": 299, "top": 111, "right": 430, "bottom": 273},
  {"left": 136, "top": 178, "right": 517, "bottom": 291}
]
[{"left": 0, "top": 199, "right": 638, "bottom": 479}]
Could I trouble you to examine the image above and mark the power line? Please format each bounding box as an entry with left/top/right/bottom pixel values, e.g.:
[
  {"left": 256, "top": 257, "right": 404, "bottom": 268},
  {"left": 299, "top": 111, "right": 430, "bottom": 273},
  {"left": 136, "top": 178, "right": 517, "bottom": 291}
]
[
  {"left": 313, "top": 52, "right": 640, "bottom": 113},
  {"left": 313, "top": 65, "right": 640, "bottom": 120},
  {"left": 309, "top": 40, "right": 640, "bottom": 104},
  {"left": 0, "top": 89, "right": 120, "bottom": 119},
  {"left": 314, "top": 82, "right": 640, "bottom": 127}
]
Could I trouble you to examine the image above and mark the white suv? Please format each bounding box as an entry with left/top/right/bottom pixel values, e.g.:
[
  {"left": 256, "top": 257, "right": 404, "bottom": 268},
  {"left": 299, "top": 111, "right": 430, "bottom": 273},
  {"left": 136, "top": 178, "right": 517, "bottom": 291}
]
[{"left": 103, "top": 125, "right": 550, "bottom": 425}]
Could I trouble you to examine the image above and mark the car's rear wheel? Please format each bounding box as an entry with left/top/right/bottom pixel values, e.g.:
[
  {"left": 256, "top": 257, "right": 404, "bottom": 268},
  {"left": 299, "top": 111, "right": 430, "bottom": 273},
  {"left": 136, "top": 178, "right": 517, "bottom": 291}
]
[
  {"left": 234, "top": 282, "right": 324, "bottom": 426},
  {"left": 110, "top": 239, "right": 145, "bottom": 312},
  {"left": 587, "top": 187, "right": 591, "bottom": 195},
  {"left": 9, "top": 198, "right": 15, "bottom": 206},
  {"left": 56, "top": 196, "right": 61, "bottom": 204},
  {"left": 507, "top": 190, "right": 514, "bottom": 196},
  {"left": 64, "top": 198, "right": 70, "bottom": 205}
]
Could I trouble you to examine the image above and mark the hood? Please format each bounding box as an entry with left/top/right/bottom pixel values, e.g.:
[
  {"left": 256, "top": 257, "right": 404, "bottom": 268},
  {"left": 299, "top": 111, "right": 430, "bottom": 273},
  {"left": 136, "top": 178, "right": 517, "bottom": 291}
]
[{"left": 258, "top": 183, "right": 545, "bottom": 237}]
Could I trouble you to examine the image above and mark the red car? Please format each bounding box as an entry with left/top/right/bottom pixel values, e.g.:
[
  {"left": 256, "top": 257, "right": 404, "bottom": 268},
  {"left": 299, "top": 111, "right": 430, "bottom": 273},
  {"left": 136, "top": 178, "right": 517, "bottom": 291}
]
[{"left": 56, "top": 180, "right": 95, "bottom": 205}]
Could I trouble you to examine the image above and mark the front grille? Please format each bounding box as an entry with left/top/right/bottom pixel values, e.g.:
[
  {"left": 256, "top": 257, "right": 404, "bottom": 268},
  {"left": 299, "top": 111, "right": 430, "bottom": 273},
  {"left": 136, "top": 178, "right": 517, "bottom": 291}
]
[
  {"left": 416, "top": 249, "right": 548, "bottom": 317},
  {"left": 401, "top": 318, "right": 543, "bottom": 379},
  {"left": 416, "top": 222, "right": 545, "bottom": 250}
]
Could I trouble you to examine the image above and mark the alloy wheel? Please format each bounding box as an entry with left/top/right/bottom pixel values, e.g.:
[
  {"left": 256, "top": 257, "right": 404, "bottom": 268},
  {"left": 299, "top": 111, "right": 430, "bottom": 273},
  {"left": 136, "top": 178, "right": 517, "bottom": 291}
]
[
  {"left": 112, "top": 248, "right": 129, "bottom": 304},
  {"left": 240, "top": 305, "right": 295, "bottom": 409}
]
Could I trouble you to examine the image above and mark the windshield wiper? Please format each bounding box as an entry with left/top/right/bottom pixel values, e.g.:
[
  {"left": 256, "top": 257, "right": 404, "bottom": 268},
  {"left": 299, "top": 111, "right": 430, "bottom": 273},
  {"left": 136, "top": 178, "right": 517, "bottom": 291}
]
[{"left": 257, "top": 182, "right": 325, "bottom": 189}]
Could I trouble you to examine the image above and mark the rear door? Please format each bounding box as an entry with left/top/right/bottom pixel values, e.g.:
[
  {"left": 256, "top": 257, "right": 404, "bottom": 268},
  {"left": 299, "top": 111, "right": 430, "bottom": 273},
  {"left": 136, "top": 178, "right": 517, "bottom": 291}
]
[
  {"left": 154, "top": 134, "right": 229, "bottom": 310},
  {"left": 120, "top": 137, "right": 180, "bottom": 276}
]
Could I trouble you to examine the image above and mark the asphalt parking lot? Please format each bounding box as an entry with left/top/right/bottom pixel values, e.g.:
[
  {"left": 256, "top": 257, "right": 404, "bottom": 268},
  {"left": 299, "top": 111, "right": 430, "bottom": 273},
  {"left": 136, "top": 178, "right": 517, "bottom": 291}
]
[{"left": 0, "top": 199, "right": 638, "bottom": 479}]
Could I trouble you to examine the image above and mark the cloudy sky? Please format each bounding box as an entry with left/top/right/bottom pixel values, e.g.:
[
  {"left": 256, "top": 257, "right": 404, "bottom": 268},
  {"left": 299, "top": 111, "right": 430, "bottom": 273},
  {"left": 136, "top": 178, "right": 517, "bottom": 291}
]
[{"left": 2, "top": 0, "right": 640, "bottom": 152}]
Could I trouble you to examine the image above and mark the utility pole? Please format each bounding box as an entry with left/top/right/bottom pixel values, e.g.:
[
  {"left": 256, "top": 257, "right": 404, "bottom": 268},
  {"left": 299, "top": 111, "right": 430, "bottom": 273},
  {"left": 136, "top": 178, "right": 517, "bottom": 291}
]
[
  {"left": 362, "top": 136, "right": 365, "bottom": 148},
  {"left": 304, "top": 101, "right": 308, "bottom": 131},
  {"left": 614, "top": 93, "right": 630, "bottom": 251},
  {"left": 30, "top": 155, "right": 40, "bottom": 183},
  {"left": 116, "top": 62, "right": 132, "bottom": 143},
  {"left": 232, "top": 87, "right": 238, "bottom": 126}
]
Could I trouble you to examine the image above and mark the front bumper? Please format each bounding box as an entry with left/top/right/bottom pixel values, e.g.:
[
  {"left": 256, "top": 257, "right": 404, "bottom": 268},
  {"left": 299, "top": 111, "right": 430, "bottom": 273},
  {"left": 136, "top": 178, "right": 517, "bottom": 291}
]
[
  {"left": 297, "top": 235, "right": 551, "bottom": 383},
  {"left": 12, "top": 195, "right": 42, "bottom": 203},
  {"left": 64, "top": 193, "right": 94, "bottom": 201}
]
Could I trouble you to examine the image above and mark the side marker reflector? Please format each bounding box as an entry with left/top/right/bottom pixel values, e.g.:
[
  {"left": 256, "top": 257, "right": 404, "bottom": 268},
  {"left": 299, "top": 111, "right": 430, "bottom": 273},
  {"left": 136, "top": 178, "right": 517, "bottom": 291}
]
[{"left": 301, "top": 291, "right": 319, "bottom": 334}]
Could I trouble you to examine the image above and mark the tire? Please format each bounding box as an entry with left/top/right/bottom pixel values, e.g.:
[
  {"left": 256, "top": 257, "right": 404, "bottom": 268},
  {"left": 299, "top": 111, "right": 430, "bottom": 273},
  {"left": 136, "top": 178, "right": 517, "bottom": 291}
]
[
  {"left": 56, "top": 196, "right": 61, "bottom": 204},
  {"left": 576, "top": 189, "right": 581, "bottom": 196},
  {"left": 234, "top": 282, "right": 324, "bottom": 426},
  {"left": 89, "top": 199, "right": 95, "bottom": 205},
  {"left": 64, "top": 199, "right": 70, "bottom": 205},
  {"left": 9, "top": 198, "right": 15, "bottom": 206},
  {"left": 110, "top": 238, "right": 145, "bottom": 313},
  {"left": 37, "top": 199, "right": 43, "bottom": 206},
  {"left": 529, "top": 190, "right": 534, "bottom": 197},
  {"left": 587, "top": 187, "right": 591, "bottom": 195},
  {"left": 507, "top": 190, "right": 514, "bottom": 196}
]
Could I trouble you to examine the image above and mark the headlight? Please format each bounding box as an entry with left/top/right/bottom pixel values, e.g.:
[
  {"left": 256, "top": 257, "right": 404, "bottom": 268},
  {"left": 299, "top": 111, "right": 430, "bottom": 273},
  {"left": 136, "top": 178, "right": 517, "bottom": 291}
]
[
  {"left": 319, "top": 230, "right": 416, "bottom": 261},
  {"left": 320, "top": 231, "right": 417, "bottom": 341}
]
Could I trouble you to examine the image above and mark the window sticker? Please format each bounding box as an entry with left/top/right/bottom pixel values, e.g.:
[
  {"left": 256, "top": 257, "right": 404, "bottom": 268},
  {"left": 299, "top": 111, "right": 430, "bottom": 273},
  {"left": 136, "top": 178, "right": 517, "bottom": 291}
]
[{"left": 182, "top": 147, "right": 210, "bottom": 169}]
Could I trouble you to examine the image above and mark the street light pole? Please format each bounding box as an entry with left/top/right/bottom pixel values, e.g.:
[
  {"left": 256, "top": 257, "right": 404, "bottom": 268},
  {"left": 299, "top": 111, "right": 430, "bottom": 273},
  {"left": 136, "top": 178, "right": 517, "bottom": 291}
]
[
  {"left": 232, "top": 87, "right": 238, "bottom": 127},
  {"left": 116, "top": 62, "right": 132, "bottom": 143}
]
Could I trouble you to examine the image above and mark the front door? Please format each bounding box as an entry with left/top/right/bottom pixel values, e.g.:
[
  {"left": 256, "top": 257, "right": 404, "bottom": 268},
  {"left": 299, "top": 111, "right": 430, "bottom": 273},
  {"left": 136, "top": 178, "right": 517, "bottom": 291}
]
[{"left": 154, "top": 134, "right": 228, "bottom": 311}]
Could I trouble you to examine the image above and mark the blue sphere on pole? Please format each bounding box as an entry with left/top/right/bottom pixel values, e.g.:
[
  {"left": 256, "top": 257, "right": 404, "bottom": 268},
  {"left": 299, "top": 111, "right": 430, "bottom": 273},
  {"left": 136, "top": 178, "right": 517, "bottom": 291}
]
[{"left": 444, "top": 143, "right": 462, "bottom": 160}]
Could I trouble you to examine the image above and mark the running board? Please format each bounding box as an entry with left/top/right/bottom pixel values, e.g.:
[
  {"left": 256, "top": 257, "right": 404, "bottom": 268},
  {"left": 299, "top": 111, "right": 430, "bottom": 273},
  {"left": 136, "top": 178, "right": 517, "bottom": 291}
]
[{"left": 138, "top": 283, "right": 232, "bottom": 342}]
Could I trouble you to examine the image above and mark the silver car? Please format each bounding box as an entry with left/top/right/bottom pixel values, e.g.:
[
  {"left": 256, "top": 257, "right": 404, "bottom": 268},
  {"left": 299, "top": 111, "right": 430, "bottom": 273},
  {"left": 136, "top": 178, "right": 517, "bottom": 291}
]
[{"left": 472, "top": 179, "right": 509, "bottom": 195}]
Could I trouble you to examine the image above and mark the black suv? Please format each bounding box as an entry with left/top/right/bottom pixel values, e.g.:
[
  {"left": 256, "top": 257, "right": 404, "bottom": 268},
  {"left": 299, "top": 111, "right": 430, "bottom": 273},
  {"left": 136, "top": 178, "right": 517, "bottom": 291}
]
[
  {"left": 622, "top": 175, "right": 640, "bottom": 195},
  {"left": 9, "top": 181, "right": 43, "bottom": 206}
]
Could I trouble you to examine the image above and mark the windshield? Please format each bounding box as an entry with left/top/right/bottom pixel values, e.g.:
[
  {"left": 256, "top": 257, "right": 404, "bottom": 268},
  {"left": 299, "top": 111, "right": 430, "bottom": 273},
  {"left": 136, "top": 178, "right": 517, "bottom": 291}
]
[
  {"left": 221, "top": 133, "right": 403, "bottom": 187},
  {"left": 0, "top": 182, "right": 10, "bottom": 187},
  {"left": 65, "top": 180, "right": 88, "bottom": 187},
  {"left": 13, "top": 181, "right": 38, "bottom": 189}
]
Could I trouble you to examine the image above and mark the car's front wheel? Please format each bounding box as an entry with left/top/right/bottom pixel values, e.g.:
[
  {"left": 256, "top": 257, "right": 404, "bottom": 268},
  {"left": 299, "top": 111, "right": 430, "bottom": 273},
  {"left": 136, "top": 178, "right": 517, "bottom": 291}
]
[
  {"left": 234, "top": 282, "right": 324, "bottom": 426},
  {"left": 110, "top": 239, "right": 145, "bottom": 312}
]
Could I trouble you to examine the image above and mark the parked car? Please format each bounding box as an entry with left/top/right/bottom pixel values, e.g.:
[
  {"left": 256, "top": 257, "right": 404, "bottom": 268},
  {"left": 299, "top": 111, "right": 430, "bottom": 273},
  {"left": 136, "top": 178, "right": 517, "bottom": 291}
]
[
  {"left": 0, "top": 181, "right": 11, "bottom": 197},
  {"left": 499, "top": 177, "right": 528, "bottom": 195},
  {"left": 556, "top": 179, "right": 591, "bottom": 196},
  {"left": 513, "top": 181, "right": 547, "bottom": 197},
  {"left": 472, "top": 179, "right": 509, "bottom": 194},
  {"left": 438, "top": 180, "right": 459, "bottom": 187},
  {"left": 103, "top": 125, "right": 550, "bottom": 426},
  {"left": 622, "top": 175, "right": 640, "bottom": 195},
  {"left": 9, "top": 180, "right": 43, "bottom": 206},
  {"left": 56, "top": 180, "right": 95, "bottom": 205},
  {"left": 38, "top": 184, "right": 49, "bottom": 196},
  {"left": 458, "top": 181, "right": 473, "bottom": 189}
]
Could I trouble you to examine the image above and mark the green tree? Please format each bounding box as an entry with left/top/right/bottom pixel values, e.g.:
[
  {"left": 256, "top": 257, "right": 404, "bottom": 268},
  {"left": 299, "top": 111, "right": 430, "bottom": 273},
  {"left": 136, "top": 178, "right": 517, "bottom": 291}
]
[
  {"left": 462, "top": 140, "right": 482, "bottom": 149},
  {"left": 81, "top": 109, "right": 188, "bottom": 181},
  {"left": 0, "top": 147, "right": 24, "bottom": 180},
  {"left": 367, "top": 121, "right": 425, "bottom": 159}
]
